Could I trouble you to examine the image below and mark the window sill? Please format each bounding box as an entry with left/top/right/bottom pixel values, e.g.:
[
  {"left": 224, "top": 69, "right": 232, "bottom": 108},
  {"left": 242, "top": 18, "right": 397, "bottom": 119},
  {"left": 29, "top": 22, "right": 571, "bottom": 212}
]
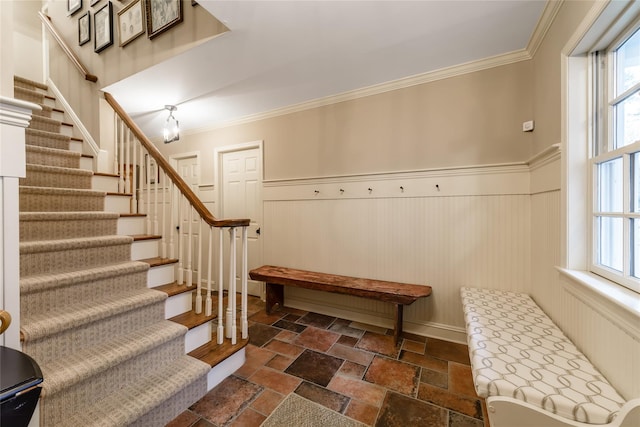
[{"left": 557, "top": 268, "right": 640, "bottom": 321}]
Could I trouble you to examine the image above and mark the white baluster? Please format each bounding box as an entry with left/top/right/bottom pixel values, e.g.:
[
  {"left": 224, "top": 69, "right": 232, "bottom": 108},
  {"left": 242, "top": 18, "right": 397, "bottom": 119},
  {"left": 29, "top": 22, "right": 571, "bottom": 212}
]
[
  {"left": 226, "top": 227, "right": 237, "bottom": 344},
  {"left": 177, "top": 195, "right": 184, "bottom": 285},
  {"left": 131, "top": 136, "right": 137, "bottom": 213},
  {"left": 168, "top": 181, "right": 175, "bottom": 259},
  {"left": 241, "top": 226, "right": 248, "bottom": 340},
  {"left": 138, "top": 146, "right": 145, "bottom": 217},
  {"left": 112, "top": 118, "right": 119, "bottom": 176},
  {"left": 186, "top": 205, "right": 193, "bottom": 287},
  {"left": 118, "top": 119, "right": 125, "bottom": 193},
  {"left": 124, "top": 128, "right": 130, "bottom": 202},
  {"left": 153, "top": 162, "right": 159, "bottom": 235},
  {"left": 145, "top": 153, "right": 152, "bottom": 233},
  {"left": 217, "top": 227, "right": 224, "bottom": 344},
  {"left": 206, "top": 225, "right": 213, "bottom": 317},
  {"left": 161, "top": 170, "right": 167, "bottom": 258},
  {"left": 195, "top": 218, "right": 203, "bottom": 313}
]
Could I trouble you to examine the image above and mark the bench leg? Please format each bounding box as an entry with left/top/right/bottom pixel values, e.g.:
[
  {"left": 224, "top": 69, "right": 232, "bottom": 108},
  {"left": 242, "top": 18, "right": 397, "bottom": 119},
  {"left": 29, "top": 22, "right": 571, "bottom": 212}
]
[
  {"left": 393, "top": 304, "right": 403, "bottom": 345},
  {"left": 265, "top": 282, "right": 284, "bottom": 314}
]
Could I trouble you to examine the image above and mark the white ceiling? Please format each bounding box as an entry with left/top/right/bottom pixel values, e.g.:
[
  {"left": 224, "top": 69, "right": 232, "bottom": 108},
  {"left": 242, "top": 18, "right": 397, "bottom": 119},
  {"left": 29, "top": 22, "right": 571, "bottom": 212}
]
[{"left": 104, "top": 0, "right": 547, "bottom": 139}]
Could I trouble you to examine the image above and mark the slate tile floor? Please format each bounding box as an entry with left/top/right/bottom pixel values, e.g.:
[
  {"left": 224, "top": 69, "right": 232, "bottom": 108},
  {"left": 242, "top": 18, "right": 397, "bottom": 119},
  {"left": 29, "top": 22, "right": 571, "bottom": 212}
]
[{"left": 168, "top": 296, "right": 489, "bottom": 427}]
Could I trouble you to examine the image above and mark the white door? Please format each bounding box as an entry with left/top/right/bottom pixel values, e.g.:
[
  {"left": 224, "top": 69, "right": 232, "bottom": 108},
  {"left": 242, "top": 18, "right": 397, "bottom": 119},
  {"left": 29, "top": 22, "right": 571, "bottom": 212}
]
[
  {"left": 176, "top": 156, "right": 200, "bottom": 284},
  {"left": 221, "top": 148, "right": 263, "bottom": 297}
]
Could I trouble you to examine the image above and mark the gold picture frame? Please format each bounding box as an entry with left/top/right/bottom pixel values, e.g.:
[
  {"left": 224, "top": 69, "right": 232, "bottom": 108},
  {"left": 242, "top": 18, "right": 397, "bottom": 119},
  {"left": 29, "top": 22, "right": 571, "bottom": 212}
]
[{"left": 117, "top": 0, "right": 145, "bottom": 47}]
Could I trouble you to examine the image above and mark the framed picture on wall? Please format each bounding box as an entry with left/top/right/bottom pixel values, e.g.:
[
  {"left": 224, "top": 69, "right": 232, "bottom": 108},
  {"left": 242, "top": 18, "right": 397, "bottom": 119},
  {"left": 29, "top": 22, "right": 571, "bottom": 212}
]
[
  {"left": 117, "top": 0, "right": 145, "bottom": 47},
  {"left": 94, "top": 1, "right": 113, "bottom": 53},
  {"left": 78, "top": 11, "right": 91, "bottom": 45},
  {"left": 68, "top": 0, "right": 82, "bottom": 16},
  {"left": 146, "top": 0, "right": 183, "bottom": 39},
  {"left": 90, "top": 0, "right": 101, "bottom": 6}
]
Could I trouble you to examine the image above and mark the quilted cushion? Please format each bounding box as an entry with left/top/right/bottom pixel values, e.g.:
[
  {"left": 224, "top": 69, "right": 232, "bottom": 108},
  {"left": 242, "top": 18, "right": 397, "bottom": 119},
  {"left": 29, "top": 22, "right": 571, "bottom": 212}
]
[{"left": 461, "top": 287, "right": 626, "bottom": 424}]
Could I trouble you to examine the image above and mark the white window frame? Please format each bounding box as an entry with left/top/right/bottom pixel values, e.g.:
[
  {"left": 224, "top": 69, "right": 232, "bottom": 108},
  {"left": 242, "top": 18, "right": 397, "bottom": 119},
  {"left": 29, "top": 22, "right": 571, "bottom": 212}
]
[{"left": 590, "top": 23, "right": 640, "bottom": 293}]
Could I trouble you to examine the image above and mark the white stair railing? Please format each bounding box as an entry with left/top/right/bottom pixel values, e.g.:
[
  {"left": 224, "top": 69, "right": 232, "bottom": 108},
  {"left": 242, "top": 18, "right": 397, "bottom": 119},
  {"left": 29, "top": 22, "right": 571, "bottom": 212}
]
[{"left": 106, "top": 92, "right": 250, "bottom": 346}]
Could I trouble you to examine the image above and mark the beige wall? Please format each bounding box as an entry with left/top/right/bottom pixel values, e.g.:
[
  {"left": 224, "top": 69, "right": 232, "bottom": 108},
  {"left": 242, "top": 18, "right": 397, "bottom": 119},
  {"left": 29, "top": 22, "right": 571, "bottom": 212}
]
[
  {"left": 163, "top": 60, "right": 534, "bottom": 182},
  {"left": 40, "top": 0, "right": 226, "bottom": 145},
  {"left": 531, "top": 0, "right": 595, "bottom": 153}
]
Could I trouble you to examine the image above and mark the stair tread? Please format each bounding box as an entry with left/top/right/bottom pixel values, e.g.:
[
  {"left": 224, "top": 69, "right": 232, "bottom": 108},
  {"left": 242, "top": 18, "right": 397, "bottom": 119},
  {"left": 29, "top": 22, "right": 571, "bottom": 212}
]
[
  {"left": 14, "top": 76, "right": 48, "bottom": 90},
  {"left": 64, "top": 355, "right": 209, "bottom": 427},
  {"left": 189, "top": 333, "right": 249, "bottom": 367},
  {"left": 21, "top": 288, "right": 167, "bottom": 341},
  {"left": 20, "top": 235, "right": 133, "bottom": 253},
  {"left": 132, "top": 234, "right": 162, "bottom": 241},
  {"left": 169, "top": 300, "right": 218, "bottom": 330},
  {"left": 153, "top": 281, "right": 195, "bottom": 297},
  {"left": 26, "top": 128, "right": 70, "bottom": 141},
  {"left": 25, "top": 163, "right": 93, "bottom": 176},
  {"left": 20, "top": 185, "right": 105, "bottom": 196},
  {"left": 139, "top": 256, "right": 178, "bottom": 267},
  {"left": 94, "top": 172, "right": 119, "bottom": 177},
  {"left": 40, "top": 321, "right": 186, "bottom": 395},
  {"left": 25, "top": 144, "right": 80, "bottom": 158},
  {"left": 20, "top": 211, "right": 120, "bottom": 221}
]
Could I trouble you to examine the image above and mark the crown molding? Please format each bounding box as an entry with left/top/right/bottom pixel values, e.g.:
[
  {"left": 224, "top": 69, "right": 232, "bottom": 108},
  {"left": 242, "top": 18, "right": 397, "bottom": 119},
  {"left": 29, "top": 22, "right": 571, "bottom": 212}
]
[{"left": 527, "top": 0, "right": 564, "bottom": 57}]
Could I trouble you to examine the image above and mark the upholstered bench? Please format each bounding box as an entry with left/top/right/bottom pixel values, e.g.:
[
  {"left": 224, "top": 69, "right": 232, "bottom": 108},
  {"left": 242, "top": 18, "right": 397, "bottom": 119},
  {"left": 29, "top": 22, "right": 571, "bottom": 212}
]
[{"left": 460, "top": 287, "right": 640, "bottom": 427}]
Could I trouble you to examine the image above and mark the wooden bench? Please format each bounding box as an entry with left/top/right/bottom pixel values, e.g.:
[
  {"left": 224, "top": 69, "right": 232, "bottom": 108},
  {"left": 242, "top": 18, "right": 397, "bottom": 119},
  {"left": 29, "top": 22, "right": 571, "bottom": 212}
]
[
  {"left": 249, "top": 265, "right": 432, "bottom": 344},
  {"left": 460, "top": 287, "right": 640, "bottom": 427}
]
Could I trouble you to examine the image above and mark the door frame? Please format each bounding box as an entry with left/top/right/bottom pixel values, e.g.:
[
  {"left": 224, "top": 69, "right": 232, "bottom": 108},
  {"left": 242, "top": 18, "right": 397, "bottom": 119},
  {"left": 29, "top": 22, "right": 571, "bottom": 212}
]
[{"left": 213, "top": 141, "right": 264, "bottom": 297}]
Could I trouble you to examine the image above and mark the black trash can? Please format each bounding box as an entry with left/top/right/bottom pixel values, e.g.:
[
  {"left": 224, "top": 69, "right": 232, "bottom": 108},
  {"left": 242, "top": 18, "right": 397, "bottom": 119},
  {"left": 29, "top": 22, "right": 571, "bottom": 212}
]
[{"left": 0, "top": 346, "right": 43, "bottom": 427}]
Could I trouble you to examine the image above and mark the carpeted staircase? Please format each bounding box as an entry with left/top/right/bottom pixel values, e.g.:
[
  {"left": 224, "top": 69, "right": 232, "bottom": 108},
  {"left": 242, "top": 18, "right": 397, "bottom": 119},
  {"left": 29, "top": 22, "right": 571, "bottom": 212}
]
[{"left": 15, "top": 76, "right": 211, "bottom": 426}]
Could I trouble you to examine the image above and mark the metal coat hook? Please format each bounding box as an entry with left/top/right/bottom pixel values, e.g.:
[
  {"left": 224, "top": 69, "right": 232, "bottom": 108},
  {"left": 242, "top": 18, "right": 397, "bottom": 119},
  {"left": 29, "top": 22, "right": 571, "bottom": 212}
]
[
  {"left": 314, "top": 190, "right": 320, "bottom": 195},
  {"left": 436, "top": 184, "right": 440, "bottom": 191},
  {"left": 368, "top": 187, "right": 373, "bottom": 193},
  {"left": 340, "top": 189, "right": 345, "bottom": 194},
  {"left": 400, "top": 186, "right": 404, "bottom": 192}
]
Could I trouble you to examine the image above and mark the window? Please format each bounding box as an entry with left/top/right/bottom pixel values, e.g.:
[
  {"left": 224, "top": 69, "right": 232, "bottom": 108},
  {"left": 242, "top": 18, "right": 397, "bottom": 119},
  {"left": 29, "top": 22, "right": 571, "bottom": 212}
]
[{"left": 591, "top": 24, "right": 640, "bottom": 293}]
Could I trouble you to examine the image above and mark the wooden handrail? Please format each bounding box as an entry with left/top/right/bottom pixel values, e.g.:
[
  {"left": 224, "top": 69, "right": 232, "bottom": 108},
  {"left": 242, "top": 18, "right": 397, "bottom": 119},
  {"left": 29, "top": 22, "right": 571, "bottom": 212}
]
[
  {"left": 39, "top": 12, "right": 98, "bottom": 83},
  {"left": 104, "top": 92, "right": 250, "bottom": 228}
]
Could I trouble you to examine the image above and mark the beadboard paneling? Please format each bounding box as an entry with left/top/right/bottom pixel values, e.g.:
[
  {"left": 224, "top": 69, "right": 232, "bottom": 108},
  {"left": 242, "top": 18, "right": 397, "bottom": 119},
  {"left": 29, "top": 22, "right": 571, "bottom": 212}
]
[{"left": 263, "top": 170, "right": 531, "bottom": 341}]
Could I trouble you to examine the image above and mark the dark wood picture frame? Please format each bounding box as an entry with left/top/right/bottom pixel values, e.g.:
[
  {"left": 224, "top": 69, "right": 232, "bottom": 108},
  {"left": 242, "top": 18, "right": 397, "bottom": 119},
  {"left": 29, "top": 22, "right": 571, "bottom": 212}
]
[
  {"left": 146, "top": 0, "right": 183, "bottom": 40},
  {"left": 78, "top": 11, "right": 91, "bottom": 46},
  {"left": 117, "top": 0, "right": 145, "bottom": 47},
  {"left": 94, "top": 1, "right": 113, "bottom": 53},
  {"left": 68, "top": 0, "right": 82, "bottom": 16}
]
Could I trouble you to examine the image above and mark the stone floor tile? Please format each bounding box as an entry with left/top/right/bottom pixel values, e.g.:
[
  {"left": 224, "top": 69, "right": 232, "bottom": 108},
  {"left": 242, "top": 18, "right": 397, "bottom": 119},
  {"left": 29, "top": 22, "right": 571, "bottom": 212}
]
[
  {"left": 375, "top": 392, "right": 447, "bottom": 427},
  {"left": 295, "top": 381, "right": 350, "bottom": 413},
  {"left": 265, "top": 354, "right": 293, "bottom": 371},
  {"left": 234, "top": 345, "right": 277, "bottom": 378},
  {"left": 294, "top": 326, "right": 341, "bottom": 352},
  {"left": 449, "top": 362, "right": 477, "bottom": 398},
  {"left": 190, "top": 376, "right": 263, "bottom": 426},
  {"left": 327, "top": 375, "right": 386, "bottom": 407},
  {"left": 274, "top": 329, "right": 298, "bottom": 343},
  {"left": 399, "top": 349, "right": 448, "bottom": 372},
  {"left": 328, "top": 343, "right": 375, "bottom": 366},
  {"left": 355, "top": 331, "right": 399, "bottom": 358},
  {"left": 250, "top": 389, "right": 285, "bottom": 416},
  {"left": 229, "top": 408, "right": 266, "bottom": 427},
  {"left": 403, "top": 339, "right": 426, "bottom": 354},
  {"left": 165, "top": 410, "right": 199, "bottom": 427},
  {"left": 285, "top": 349, "right": 344, "bottom": 387},
  {"left": 449, "top": 411, "right": 486, "bottom": 427},
  {"left": 248, "top": 367, "right": 302, "bottom": 395},
  {"left": 297, "top": 312, "right": 337, "bottom": 328},
  {"left": 329, "top": 322, "right": 366, "bottom": 338},
  {"left": 191, "top": 418, "right": 215, "bottom": 427},
  {"left": 425, "top": 338, "right": 471, "bottom": 365},
  {"left": 273, "top": 318, "right": 307, "bottom": 333},
  {"left": 338, "top": 335, "right": 359, "bottom": 347},
  {"left": 281, "top": 306, "right": 308, "bottom": 317},
  {"left": 364, "top": 356, "right": 420, "bottom": 396},
  {"left": 417, "top": 383, "right": 484, "bottom": 420},
  {"left": 349, "top": 321, "right": 388, "bottom": 335},
  {"left": 401, "top": 331, "right": 427, "bottom": 343},
  {"left": 344, "top": 399, "right": 379, "bottom": 426},
  {"left": 249, "top": 310, "right": 285, "bottom": 325},
  {"left": 339, "top": 361, "right": 367, "bottom": 379},
  {"left": 263, "top": 339, "right": 305, "bottom": 358},
  {"left": 248, "top": 323, "right": 281, "bottom": 347},
  {"left": 421, "top": 368, "right": 448, "bottom": 389}
]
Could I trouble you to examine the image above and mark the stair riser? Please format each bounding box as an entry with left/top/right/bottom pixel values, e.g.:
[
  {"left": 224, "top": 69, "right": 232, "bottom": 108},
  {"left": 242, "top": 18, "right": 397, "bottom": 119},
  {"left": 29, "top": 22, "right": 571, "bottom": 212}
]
[
  {"left": 165, "top": 292, "right": 193, "bottom": 319},
  {"left": 131, "top": 239, "right": 159, "bottom": 260},
  {"left": 92, "top": 175, "right": 119, "bottom": 193},
  {"left": 19, "top": 191, "right": 105, "bottom": 212},
  {"left": 14, "top": 79, "right": 48, "bottom": 94},
  {"left": 20, "top": 169, "right": 92, "bottom": 190},
  {"left": 22, "top": 300, "right": 166, "bottom": 365},
  {"left": 42, "top": 336, "right": 185, "bottom": 426},
  {"left": 117, "top": 216, "right": 146, "bottom": 235},
  {"left": 30, "top": 117, "right": 61, "bottom": 134},
  {"left": 80, "top": 155, "right": 93, "bottom": 170},
  {"left": 130, "top": 375, "right": 208, "bottom": 427},
  {"left": 26, "top": 131, "right": 70, "bottom": 150},
  {"left": 105, "top": 194, "right": 132, "bottom": 213},
  {"left": 26, "top": 149, "right": 80, "bottom": 169},
  {"left": 20, "top": 218, "right": 118, "bottom": 241},
  {"left": 185, "top": 321, "right": 213, "bottom": 353},
  {"left": 14, "top": 87, "right": 45, "bottom": 104},
  {"left": 207, "top": 348, "right": 246, "bottom": 391},
  {"left": 20, "top": 242, "right": 131, "bottom": 276},
  {"left": 21, "top": 270, "right": 148, "bottom": 318},
  {"left": 32, "top": 105, "right": 53, "bottom": 118},
  {"left": 147, "top": 263, "right": 175, "bottom": 287}
]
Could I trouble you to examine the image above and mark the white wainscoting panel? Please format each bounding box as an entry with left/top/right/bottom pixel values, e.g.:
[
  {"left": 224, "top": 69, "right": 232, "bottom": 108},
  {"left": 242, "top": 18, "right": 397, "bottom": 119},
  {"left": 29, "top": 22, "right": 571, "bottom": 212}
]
[{"left": 263, "top": 166, "right": 532, "bottom": 341}]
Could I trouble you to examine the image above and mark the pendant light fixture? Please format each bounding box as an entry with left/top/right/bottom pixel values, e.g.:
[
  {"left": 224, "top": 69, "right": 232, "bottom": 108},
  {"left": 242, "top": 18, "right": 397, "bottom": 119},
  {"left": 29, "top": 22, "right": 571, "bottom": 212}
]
[{"left": 163, "top": 105, "right": 179, "bottom": 143}]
